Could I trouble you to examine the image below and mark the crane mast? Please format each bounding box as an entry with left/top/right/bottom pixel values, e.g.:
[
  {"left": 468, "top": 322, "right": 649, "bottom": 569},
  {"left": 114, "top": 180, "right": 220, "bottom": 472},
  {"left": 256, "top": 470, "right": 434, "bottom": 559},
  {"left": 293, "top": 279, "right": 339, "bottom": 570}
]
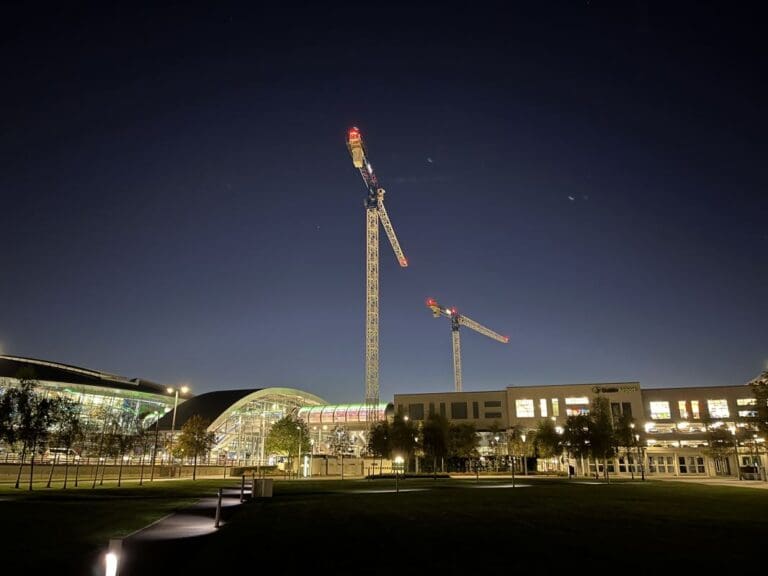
[
  {"left": 427, "top": 298, "right": 509, "bottom": 392},
  {"left": 347, "top": 127, "right": 408, "bottom": 416}
]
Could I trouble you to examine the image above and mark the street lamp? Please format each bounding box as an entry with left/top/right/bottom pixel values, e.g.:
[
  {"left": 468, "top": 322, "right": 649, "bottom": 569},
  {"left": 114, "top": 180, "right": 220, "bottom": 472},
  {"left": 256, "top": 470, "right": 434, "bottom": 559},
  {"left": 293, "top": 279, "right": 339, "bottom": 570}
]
[
  {"left": 166, "top": 385, "right": 189, "bottom": 474},
  {"left": 494, "top": 435, "right": 500, "bottom": 472},
  {"left": 634, "top": 432, "right": 645, "bottom": 481},
  {"left": 731, "top": 428, "right": 741, "bottom": 480},
  {"left": 521, "top": 433, "right": 527, "bottom": 476},
  {"left": 296, "top": 425, "right": 302, "bottom": 478},
  {"left": 150, "top": 411, "right": 161, "bottom": 482}
]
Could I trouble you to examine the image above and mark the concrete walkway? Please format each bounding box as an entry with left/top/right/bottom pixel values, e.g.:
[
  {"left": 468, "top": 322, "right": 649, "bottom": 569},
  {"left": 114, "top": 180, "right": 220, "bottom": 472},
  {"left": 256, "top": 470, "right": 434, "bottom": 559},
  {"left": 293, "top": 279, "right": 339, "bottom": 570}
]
[
  {"left": 659, "top": 477, "right": 768, "bottom": 490},
  {"left": 118, "top": 486, "right": 249, "bottom": 575}
]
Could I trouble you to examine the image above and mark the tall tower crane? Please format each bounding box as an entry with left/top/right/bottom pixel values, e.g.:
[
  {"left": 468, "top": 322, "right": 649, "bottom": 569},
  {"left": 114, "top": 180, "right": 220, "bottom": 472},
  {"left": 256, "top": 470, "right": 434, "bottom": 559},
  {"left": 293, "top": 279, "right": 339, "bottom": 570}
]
[
  {"left": 346, "top": 127, "right": 408, "bottom": 415},
  {"left": 426, "top": 298, "right": 509, "bottom": 393}
]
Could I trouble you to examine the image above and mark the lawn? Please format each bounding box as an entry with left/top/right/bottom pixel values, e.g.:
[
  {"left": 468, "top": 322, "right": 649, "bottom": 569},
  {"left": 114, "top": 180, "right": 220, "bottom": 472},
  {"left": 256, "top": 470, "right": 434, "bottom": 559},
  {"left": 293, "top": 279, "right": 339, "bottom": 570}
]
[{"left": 2, "top": 477, "right": 767, "bottom": 575}]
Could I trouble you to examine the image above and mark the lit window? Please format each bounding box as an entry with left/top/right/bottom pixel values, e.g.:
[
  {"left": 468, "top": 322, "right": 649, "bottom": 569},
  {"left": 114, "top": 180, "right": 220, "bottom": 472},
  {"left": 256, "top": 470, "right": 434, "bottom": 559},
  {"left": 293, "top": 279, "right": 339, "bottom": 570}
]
[
  {"left": 738, "top": 410, "right": 758, "bottom": 418},
  {"left": 649, "top": 401, "right": 671, "bottom": 420},
  {"left": 737, "top": 398, "right": 757, "bottom": 406},
  {"left": 566, "top": 407, "right": 589, "bottom": 416},
  {"left": 678, "top": 401, "right": 689, "bottom": 419},
  {"left": 515, "top": 399, "right": 535, "bottom": 418},
  {"left": 707, "top": 399, "right": 729, "bottom": 419},
  {"left": 539, "top": 399, "right": 548, "bottom": 418},
  {"left": 691, "top": 401, "right": 700, "bottom": 419},
  {"left": 565, "top": 397, "right": 589, "bottom": 405},
  {"left": 551, "top": 399, "right": 560, "bottom": 417}
]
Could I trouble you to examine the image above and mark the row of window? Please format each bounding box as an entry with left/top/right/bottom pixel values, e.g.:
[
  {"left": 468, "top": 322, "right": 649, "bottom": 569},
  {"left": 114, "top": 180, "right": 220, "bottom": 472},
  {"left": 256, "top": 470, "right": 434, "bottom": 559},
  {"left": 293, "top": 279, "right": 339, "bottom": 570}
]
[
  {"left": 514, "top": 398, "right": 633, "bottom": 419},
  {"left": 402, "top": 398, "right": 637, "bottom": 421},
  {"left": 649, "top": 398, "right": 758, "bottom": 421},
  {"left": 404, "top": 397, "right": 760, "bottom": 423},
  {"left": 587, "top": 455, "right": 707, "bottom": 475},
  {"left": 403, "top": 401, "right": 503, "bottom": 421}
]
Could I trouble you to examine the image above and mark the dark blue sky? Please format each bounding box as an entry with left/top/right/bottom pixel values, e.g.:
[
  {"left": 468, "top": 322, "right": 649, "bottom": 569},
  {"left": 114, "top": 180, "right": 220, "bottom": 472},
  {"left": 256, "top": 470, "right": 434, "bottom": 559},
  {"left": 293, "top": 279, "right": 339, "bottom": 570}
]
[{"left": 1, "top": 2, "right": 765, "bottom": 403}]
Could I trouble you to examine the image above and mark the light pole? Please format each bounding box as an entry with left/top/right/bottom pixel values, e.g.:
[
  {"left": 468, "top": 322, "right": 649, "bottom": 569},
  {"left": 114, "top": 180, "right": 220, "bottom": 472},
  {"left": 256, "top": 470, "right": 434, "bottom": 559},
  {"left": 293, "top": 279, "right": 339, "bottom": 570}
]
[
  {"left": 731, "top": 429, "right": 741, "bottom": 480},
  {"left": 166, "top": 385, "right": 189, "bottom": 476},
  {"left": 296, "top": 425, "right": 302, "bottom": 478},
  {"left": 494, "top": 435, "right": 500, "bottom": 472},
  {"left": 309, "top": 438, "right": 314, "bottom": 478},
  {"left": 150, "top": 411, "right": 160, "bottom": 482},
  {"left": 521, "top": 433, "right": 527, "bottom": 476}
]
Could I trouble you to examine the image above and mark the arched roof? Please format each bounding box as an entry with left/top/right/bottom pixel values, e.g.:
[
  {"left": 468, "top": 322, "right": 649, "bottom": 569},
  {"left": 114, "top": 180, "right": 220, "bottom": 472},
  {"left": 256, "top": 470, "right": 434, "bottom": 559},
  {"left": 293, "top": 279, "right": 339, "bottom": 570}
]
[
  {"left": 0, "top": 354, "right": 170, "bottom": 396},
  {"left": 157, "top": 387, "right": 327, "bottom": 431}
]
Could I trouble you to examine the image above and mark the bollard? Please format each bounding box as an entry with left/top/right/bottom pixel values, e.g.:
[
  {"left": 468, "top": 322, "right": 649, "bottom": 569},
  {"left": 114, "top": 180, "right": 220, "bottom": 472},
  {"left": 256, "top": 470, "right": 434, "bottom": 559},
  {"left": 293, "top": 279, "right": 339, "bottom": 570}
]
[
  {"left": 215, "top": 488, "right": 223, "bottom": 528},
  {"left": 105, "top": 538, "right": 122, "bottom": 576},
  {"left": 240, "top": 475, "right": 245, "bottom": 503}
]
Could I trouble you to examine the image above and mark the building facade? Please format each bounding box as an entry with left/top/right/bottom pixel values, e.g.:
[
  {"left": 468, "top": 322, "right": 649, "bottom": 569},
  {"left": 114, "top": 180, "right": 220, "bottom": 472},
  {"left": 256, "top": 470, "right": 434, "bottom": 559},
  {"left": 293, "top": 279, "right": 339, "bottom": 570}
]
[{"left": 395, "top": 381, "right": 766, "bottom": 479}]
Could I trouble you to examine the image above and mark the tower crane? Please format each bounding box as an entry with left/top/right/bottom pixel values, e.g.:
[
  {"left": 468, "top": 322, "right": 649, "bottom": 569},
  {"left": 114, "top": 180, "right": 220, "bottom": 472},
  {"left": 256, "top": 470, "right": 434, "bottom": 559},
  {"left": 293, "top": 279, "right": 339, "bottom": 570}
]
[
  {"left": 426, "top": 298, "right": 509, "bottom": 393},
  {"left": 346, "top": 127, "right": 408, "bottom": 416}
]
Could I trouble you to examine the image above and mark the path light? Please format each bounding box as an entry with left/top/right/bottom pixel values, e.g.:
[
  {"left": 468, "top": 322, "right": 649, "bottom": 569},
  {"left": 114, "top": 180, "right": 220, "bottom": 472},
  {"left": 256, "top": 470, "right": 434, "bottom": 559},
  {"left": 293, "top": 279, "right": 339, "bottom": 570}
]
[
  {"left": 394, "top": 455, "right": 404, "bottom": 493},
  {"left": 105, "top": 539, "right": 121, "bottom": 576}
]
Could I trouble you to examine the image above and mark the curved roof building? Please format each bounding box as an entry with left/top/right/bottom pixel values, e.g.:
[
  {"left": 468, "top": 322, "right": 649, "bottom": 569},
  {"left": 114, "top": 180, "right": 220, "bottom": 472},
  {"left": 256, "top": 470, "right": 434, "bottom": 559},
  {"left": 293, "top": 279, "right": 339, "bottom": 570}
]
[{"left": 1, "top": 355, "right": 384, "bottom": 463}]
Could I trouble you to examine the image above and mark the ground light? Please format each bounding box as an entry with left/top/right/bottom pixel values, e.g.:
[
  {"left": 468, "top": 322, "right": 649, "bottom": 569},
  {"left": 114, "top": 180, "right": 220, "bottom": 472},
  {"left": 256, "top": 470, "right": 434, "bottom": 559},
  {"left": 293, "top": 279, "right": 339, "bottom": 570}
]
[
  {"left": 394, "top": 455, "right": 404, "bottom": 493},
  {"left": 105, "top": 539, "right": 121, "bottom": 576}
]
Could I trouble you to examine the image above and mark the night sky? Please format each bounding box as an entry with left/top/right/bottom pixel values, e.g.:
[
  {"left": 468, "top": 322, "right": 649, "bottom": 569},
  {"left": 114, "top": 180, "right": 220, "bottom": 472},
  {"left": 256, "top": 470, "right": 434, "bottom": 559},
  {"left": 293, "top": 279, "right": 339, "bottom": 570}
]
[{"left": 1, "top": 2, "right": 765, "bottom": 403}]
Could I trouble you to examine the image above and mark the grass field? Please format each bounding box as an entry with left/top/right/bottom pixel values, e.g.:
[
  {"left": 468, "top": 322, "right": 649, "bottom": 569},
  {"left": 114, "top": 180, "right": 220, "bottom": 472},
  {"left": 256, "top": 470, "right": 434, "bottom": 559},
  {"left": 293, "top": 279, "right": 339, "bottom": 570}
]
[{"left": 2, "top": 477, "right": 767, "bottom": 575}]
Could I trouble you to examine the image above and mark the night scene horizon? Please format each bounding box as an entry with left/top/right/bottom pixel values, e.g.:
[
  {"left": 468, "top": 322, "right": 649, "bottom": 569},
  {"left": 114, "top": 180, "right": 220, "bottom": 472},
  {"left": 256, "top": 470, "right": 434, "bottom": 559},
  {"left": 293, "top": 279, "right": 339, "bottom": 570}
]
[{"left": 1, "top": 2, "right": 765, "bottom": 404}]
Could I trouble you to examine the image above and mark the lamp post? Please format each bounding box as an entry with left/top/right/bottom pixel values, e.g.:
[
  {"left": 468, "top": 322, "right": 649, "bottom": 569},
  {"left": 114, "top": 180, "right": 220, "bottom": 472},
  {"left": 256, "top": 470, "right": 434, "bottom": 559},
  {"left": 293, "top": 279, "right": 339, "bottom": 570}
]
[
  {"left": 494, "top": 435, "right": 500, "bottom": 472},
  {"left": 521, "top": 433, "right": 527, "bottom": 476},
  {"left": 309, "top": 438, "right": 314, "bottom": 478},
  {"left": 731, "top": 429, "right": 741, "bottom": 480},
  {"left": 634, "top": 432, "right": 645, "bottom": 481},
  {"left": 296, "top": 425, "right": 302, "bottom": 478},
  {"left": 166, "top": 385, "right": 189, "bottom": 477},
  {"left": 555, "top": 425, "right": 567, "bottom": 477},
  {"left": 150, "top": 411, "right": 160, "bottom": 482}
]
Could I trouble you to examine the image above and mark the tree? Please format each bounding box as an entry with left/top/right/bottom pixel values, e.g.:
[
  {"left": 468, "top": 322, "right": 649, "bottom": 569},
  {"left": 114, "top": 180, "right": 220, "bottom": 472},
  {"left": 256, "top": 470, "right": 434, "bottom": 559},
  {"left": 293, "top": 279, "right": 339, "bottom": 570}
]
[
  {"left": 421, "top": 413, "right": 449, "bottom": 474},
  {"left": 704, "top": 424, "right": 733, "bottom": 459},
  {"left": 177, "top": 415, "right": 216, "bottom": 480},
  {"left": 534, "top": 419, "right": 563, "bottom": 464},
  {"left": 448, "top": 422, "right": 479, "bottom": 472},
  {"left": 749, "top": 370, "right": 768, "bottom": 437},
  {"left": 367, "top": 420, "right": 391, "bottom": 474},
  {"left": 614, "top": 413, "right": 637, "bottom": 479},
  {"left": 3, "top": 370, "right": 64, "bottom": 490},
  {"left": 507, "top": 424, "right": 534, "bottom": 473},
  {"left": 389, "top": 413, "right": 418, "bottom": 469},
  {"left": 48, "top": 397, "right": 84, "bottom": 489},
  {"left": 562, "top": 414, "right": 591, "bottom": 475},
  {"left": 588, "top": 395, "right": 617, "bottom": 482},
  {"left": 265, "top": 415, "right": 308, "bottom": 474},
  {"left": 330, "top": 425, "right": 352, "bottom": 479}
]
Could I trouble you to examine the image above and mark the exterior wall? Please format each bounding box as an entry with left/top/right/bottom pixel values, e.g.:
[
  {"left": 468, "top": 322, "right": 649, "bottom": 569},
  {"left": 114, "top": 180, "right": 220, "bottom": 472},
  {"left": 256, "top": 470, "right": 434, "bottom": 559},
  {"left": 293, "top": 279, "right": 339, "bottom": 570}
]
[
  {"left": 393, "top": 382, "right": 766, "bottom": 479},
  {"left": 506, "top": 382, "right": 642, "bottom": 428},
  {"left": 641, "top": 385, "right": 756, "bottom": 427},
  {"left": 393, "top": 390, "right": 508, "bottom": 430}
]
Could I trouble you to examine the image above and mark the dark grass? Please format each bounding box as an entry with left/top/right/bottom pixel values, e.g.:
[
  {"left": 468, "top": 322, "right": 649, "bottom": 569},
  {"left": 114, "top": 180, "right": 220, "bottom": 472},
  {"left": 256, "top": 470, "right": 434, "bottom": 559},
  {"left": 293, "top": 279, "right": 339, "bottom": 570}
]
[
  {"left": 0, "top": 479, "right": 233, "bottom": 574},
  {"left": 2, "top": 477, "right": 767, "bottom": 575}
]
